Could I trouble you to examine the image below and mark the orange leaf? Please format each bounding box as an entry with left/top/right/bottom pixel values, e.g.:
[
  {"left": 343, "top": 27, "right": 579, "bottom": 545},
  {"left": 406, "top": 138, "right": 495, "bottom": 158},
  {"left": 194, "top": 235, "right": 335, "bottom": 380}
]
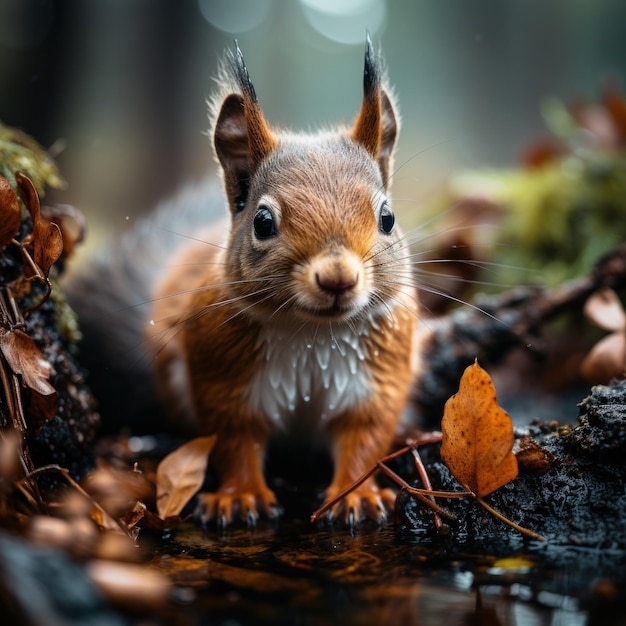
[
  {"left": 156, "top": 436, "right": 216, "bottom": 518},
  {"left": 440, "top": 360, "right": 518, "bottom": 498}
]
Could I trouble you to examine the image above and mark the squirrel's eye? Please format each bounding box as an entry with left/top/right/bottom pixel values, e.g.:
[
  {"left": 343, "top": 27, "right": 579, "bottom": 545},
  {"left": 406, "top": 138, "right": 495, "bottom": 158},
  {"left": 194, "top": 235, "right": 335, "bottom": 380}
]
[
  {"left": 253, "top": 206, "right": 277, "bottom": 239},
  {"left": 379, "top": 202, "right": 395, "bottom": 234}
]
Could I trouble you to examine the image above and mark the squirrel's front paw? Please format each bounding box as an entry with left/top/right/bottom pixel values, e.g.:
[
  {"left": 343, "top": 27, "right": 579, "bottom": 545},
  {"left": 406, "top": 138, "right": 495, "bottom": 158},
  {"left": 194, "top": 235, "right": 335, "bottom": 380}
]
[
  {"left": 322, "top": 484, "right": 396, "bottom": 528},
  {"left": 194, "top": 487, "right": 281, "bottom": 528}
]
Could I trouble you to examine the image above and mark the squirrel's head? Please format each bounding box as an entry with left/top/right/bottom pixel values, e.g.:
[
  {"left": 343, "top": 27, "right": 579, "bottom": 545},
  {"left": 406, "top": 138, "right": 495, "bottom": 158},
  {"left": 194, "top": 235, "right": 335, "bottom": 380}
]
[
  {"left": 210, "top": 37, "right": 411, "bottom": 325},
  {"left": 211, "top": 34, "right": 398, "bottom": 211}
]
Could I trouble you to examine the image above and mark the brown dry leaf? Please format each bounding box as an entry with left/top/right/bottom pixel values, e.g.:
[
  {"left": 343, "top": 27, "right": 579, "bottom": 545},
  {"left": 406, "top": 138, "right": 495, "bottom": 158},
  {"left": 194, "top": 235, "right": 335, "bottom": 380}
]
[
  {"left": 41, "top": 203, "right": 86, "bottom": 258},
  {"left": 440, "top": 360, "right": 518, "bottom": 498},
  {"left": 83, "top": 465, "right": 153, "bottom": 521},
  {"left": 581, "top": 332, "right": 626, "bottom": 383},
  {"left": 584, "top": 287, "right": 626, "bottom": 332},
  {"left": 581, "top": 288, "right": 626, "bottom": 383},
  {"left": 87, "top": 560, "right": 172, "bottom": 610},
  {"left": 15, "top": 171, "right": 64, "bottom": 278},
  {"left": 38, "top": 220, "right": 63, "bottom": 278},
  {"left": 515, "top": 435, "right": 556, "bottom": 476},
  {"left": 120, "top": 501, "right": 183, "bottom": 537},
  {"left": 0, "top": 327, "right": 55, "bottom": 396},
  {"left": 0, "top": 175, "right": 21, "bottom": 247},
  {"left": 156, "top": 436, "right": 216, "bottom": 518},
  {"left": 0, "top": 431, "right": 22, "bottom": 481},
  {"left": 136, "top": 507, "right": 183, "bottom": 533}
]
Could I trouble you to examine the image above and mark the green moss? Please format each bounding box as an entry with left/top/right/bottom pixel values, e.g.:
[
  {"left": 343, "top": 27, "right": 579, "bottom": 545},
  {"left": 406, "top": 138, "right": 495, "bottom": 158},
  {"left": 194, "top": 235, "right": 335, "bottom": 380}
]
[
  {"left": 420, "top": 94, "right": 626, "bottom": 290},
  {"left": 0, "top": 120, "right": 65, "bottom": 198}
]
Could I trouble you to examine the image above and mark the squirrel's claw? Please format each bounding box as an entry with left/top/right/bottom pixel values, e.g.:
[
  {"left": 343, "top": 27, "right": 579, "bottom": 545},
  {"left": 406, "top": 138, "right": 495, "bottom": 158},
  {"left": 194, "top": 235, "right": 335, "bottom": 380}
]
[
  {"left": 320, "top": 484, "right": 396, "bottom": 528},
  {"left": 194, "top": 488, "right": 281, "bottom": 528}
]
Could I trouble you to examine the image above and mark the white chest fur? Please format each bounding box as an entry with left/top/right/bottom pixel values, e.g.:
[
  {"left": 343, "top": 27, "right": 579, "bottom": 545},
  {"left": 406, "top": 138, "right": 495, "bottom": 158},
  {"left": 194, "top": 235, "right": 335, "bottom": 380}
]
[{"left": 247, "top": 320, "right": 375, "bottom": 426}]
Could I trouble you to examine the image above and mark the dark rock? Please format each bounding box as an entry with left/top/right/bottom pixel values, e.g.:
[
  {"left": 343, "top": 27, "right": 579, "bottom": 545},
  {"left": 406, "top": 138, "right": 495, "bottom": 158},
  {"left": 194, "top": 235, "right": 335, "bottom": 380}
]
[
  {"left": 567, "top": 381, "right": 626, "bottom": 461},
  {"left": 0, "top": 532, "right": 128, "bottom": 626},
  {"left": 398, "top": 380, "right": 626, "bottom": 551}
]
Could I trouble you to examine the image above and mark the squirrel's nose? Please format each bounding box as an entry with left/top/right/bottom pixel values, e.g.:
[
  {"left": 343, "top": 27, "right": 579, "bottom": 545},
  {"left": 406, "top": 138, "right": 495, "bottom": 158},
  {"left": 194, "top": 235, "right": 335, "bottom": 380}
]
[{"left": 315, "top": 272, "right": 358, "bottom": 296}]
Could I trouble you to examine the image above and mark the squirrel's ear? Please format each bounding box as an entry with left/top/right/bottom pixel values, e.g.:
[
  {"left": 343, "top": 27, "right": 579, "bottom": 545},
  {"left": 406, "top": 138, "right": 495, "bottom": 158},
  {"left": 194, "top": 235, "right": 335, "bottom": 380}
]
[
  {"left": 351, "top": 34, "right": 398, "bottom": 189},
  {"left": 213, "top": 44, "right": 276, "bottom": 213}
]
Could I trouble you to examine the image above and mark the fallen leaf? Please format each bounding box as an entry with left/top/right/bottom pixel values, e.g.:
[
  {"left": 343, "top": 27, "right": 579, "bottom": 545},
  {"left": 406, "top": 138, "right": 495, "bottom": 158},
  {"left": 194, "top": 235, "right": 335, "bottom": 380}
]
[
  {"left": 38, "top": 221, "right": 63, "bottom": 278},
  {"left": 0, "top": 175, "right": 21, "bottom": 247},
  {"left": 87, "top": 560, "right": 172, "bottom": 610},
  {"left": 0, "top": 430, "right": 21, "bottom": 480},
  {"left": 581, "top": 331, "right": 626, "bottom": 383},
  {"left": 440, "top": 360, "right": 518, "bottom": 498},
  {"left": 134, "top": 507, "right": 183, "bottom": 533},
  {"left": 86, "top": 465, "right": 153, "bottom": 518},
  {"left": 41, "top": 203, "right": 86, "bottom": 258},
  {"left": 515, "top": 435, "right": 556, "bottom": 476},
  {"left": 490, "top": 556, "right": 535, "bottom": 573},
  {"left": 0, "top": 327, "right": 55, "bottom": 396},
  {"left": 584, "top": 287, "right": 626, "bottom": 332},
  {"left": 581, "top": 287, "right": 626, "bottom": 383},
  {"left": 156, "top": 436, "right": 216, "bottom": 518},
  {"left": 15, "top": 171, "right": 64, "bottom": 279},
  {"left": 120, "top": 500, "right": 182, "bottom": 536}
]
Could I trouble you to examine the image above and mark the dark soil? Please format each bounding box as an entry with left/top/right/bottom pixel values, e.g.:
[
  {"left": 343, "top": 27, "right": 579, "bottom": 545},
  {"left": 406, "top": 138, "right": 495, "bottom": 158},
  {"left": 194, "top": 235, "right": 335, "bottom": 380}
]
[{"left": 398, "top": 380, "right": 626, "bottom": 552}]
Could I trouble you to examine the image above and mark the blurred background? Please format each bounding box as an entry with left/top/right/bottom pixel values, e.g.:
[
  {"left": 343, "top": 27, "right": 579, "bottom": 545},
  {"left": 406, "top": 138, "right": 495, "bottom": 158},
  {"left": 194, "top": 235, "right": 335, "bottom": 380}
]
[{"left": 1, "top": 0, "right": 626, "bottom": 256}]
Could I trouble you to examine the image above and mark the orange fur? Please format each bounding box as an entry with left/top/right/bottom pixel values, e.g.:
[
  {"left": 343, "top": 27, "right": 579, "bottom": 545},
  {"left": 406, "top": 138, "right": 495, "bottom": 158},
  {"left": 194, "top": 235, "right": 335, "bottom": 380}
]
[{"left": 146, "top": 40, "right": 419, "bottom": 526}]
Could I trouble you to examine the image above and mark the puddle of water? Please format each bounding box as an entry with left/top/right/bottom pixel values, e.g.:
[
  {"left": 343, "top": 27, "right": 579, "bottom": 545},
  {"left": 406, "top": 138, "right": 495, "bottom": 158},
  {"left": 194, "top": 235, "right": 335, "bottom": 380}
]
[{"left": 146, "top": 519, "right": 619, "bottom": 625}]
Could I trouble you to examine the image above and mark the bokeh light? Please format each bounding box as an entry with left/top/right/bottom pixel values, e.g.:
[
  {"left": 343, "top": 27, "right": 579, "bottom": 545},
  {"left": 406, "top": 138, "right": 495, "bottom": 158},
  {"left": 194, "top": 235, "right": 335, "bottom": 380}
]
[{"left": 299, "top": 0, "right": 386, "bottom": 44}]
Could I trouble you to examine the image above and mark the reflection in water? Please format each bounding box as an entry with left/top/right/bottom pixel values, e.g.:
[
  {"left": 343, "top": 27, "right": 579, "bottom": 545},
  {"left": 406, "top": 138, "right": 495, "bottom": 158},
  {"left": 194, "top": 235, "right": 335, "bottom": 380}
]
[{"left": 151, "top": 521, "right": 598, "bottom": 625}]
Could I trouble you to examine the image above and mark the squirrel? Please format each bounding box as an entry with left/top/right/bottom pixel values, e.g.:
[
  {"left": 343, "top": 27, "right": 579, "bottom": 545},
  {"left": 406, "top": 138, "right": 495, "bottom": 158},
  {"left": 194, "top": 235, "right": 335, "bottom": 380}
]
[{"left": 69, "top": 36, "right": 420, "bottom": 528}]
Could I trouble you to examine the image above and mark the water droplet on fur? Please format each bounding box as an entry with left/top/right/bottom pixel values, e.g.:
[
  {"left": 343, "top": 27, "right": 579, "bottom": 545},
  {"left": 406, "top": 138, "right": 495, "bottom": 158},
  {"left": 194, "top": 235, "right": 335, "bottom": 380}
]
[{"left": 303, "top": 395, "right": 311, "bottom": 402}]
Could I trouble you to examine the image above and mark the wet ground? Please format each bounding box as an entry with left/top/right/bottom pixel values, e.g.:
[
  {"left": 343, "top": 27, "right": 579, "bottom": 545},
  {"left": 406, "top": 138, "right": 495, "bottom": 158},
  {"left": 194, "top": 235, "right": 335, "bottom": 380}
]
[
  {"left": 149, "top": 516, "right": 625, "bottom": 626},
  {"left": 139, "top": 381, "right": 626, "bottom": 625}
]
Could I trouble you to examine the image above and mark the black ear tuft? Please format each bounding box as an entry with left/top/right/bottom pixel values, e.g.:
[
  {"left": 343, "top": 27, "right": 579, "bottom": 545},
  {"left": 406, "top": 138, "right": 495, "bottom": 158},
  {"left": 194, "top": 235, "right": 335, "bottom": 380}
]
[
  {"left": 351, "top": 33, "right": 399, "bottom": 188},
  {"left": 212, "top": 42, "right": 277, "bottom": 215},
  {"left": 363, "top": 31, "right": 382, "bottom": 100},
  {"left": 229, "top": 40, "right": 258, "bottom": 104}
]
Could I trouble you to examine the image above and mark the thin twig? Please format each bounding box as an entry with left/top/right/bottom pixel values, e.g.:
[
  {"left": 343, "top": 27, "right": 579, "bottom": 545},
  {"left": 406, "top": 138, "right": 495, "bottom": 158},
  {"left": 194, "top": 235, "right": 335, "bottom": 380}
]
[
  {"left": 311, "top": 435, "right": 463, "bottom": 524},
  {"left": 28, "top": 464, "right": 125, "bottom": 534},
  {"left": 410, "top": 447, "right": 442, "bottom": 530},
  {"left": 476, "top": 497, "right": 545, "bottom": 541}
]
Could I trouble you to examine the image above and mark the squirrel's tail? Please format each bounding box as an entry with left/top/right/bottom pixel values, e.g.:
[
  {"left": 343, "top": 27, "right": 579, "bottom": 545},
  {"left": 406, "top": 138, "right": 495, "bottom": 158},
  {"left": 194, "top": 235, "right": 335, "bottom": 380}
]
[{"left": 64, "top": 177, "right": 225, "bottom": 433}]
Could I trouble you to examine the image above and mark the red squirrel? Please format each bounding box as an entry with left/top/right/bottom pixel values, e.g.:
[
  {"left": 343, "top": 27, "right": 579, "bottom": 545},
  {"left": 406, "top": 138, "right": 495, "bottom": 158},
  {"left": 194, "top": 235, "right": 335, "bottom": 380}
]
[{"left": 74, "top": 37, "right": 420, "bottom": 527}]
